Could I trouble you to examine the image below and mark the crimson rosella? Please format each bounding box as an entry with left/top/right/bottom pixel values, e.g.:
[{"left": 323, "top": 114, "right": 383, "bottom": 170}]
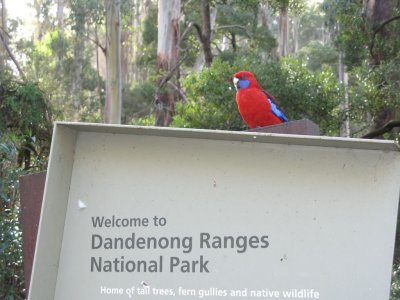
[{"left": 233, "top": 70, "right": 288, "bottom": 129}]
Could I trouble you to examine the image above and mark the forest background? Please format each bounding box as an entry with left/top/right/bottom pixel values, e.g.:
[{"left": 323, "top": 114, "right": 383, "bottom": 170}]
[{"left": 1, "top": 0, "right": 400, "bottom": 299}]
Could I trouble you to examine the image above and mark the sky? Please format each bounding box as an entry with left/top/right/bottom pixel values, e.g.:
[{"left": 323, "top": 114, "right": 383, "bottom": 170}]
[
  {"left": 7, "top": 0, "right": 33, "bottom": 20},
  {"left": 7, "top": 0, "right": 35, "bottom": 39}
]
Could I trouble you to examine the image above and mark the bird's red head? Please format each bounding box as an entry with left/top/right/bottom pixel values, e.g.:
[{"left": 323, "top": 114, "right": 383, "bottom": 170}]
[{"left": 233, "top": 71, "right": 262, "bottom": 91}]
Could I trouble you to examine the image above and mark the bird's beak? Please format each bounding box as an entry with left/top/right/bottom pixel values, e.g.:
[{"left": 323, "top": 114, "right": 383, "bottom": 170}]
[{"left": 233, "top": 77, "right": 239, "bottom": 91}]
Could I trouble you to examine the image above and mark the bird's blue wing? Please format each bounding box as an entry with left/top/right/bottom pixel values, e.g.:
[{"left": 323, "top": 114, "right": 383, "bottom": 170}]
[
  {"left": 262, "top": 89, "right": 288, "bottom": 123},
  {"left": 268, "top": 98, "right": 288, "bottom": 122}
]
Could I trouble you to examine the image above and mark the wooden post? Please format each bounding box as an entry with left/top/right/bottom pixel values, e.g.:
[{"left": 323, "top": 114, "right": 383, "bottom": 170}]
[
  {"left": 19, "top": 172, "right": 46, "bottom": 294},
  {"left": 247, "top": 119, "right": 320, "bottom": 136}
]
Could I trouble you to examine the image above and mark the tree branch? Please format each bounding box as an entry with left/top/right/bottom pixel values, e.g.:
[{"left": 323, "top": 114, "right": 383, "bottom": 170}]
[
  {"left": 154, "top": 21, "right": 199, "bottom": 106},
  {"left": 214, "top": 24, "right": 248, "bottom": 31},
  {"left": 167, "top": 81, "right": 187, "bottom": 103},
  {"left": 0, "top": 31, "right": 26, "bottom": 80},
  {"left": 369, "top": 15, "right": 400, "bottom": 60},
  {"left": 362, "top": 120, "right": 400, "bottom": 138},
  {"left": 192, "top": 23, "right": 204, "bottom": 43},
  {"left": 157, "top": 52, "right": 188, "bottom": 91},
  {"left": 213, "top": 42, "right": 223, "bottom": 54},
  {"left": 0, "top": 25, "right": 11, "bottom": 39},
  {"left": 177, "top": 22, "right": 196, "bottom": 51},
  {"left": 373, "top": 15, "right": 400, "bottom": 35},
  {"left": 213, "top": 25, "right": 251, "bottom": 37},
  {"left": 85, "top": 33, "right": 106, "bottom": 54}
]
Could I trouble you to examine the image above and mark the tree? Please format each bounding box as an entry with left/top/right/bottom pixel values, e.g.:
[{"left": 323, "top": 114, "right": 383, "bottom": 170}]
[
  {"left": 155, "top": 0, "right": 181, "bottom": 126},
  {"left": 70, "top": 0, "right": 85, "bottom": 121},
  {"left": 197, "top": 0, "right": 213, "bottom": 67},
  {"left": 338, "top": 50, "right": 350, "bottom": 137},
  {"left": 330, "top": 0, "right": 400, "bottom": 138},
  {"left": 104, "top": 0, "right": 122, "bottom": 124},
  {"left": 365, "top": 0, "right": 398, "bottom": 134},
  {"left": 57, "top": 0, "right": 65, "bottom": 31},
  {"left": 268, "top": 0, "right": 305, "bottom": 57},
  {"left": 0, "top": 0, "right": 25, "bottom": 79},
  {"left": 0, "top": 0, "right": 7, "bottom": 69},
  {"left": 278, "top": 0, "right": 289, "bottom": 57},
  {"left": 32, "top": 0, "right": 52, "bottom": 41}
]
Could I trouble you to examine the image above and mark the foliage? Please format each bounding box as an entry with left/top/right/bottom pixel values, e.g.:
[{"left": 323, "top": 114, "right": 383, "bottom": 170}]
[
  {"left": 18, "top": 29, "right": 103, "bottom": 122},
  {"left": 299, "top": 4, "right": 328, "bottom": 49},
  {"left": 323, "top": 0, "right": 369, "bottom": 70},
  {"left": 69, "top": 0, "right": 104, "bottom": 28},
  {"left": 215, "top": 0, "right": 277, "bottom": 54},
  {"left": 0, "top": 136, "right": 25, "bottom": 299},
  {"left": 392, "top": 265, "right": 400, "bottom": 300},
  {"left": 180, "top": 0, "right": 277, "bottom": 69},
  {"left": 172, "top": 59, "right": 243, "bottom": 130},
  {"left": 1, "top": 76, "right": 48, "bottom": 133},
  {"left": 281, "top": 57, "right": 342, "bottom": 134},
  {"left": 0, "top": 72, "right": 51, "bottom": 170},
  {"left": 139, "top": 2, "right": 158, "bottom": 68},
  {"left": 267, "top": 0, "right": 306, "bottom": 14},
  {"left": 297, "top": 41, "right": 337, "bottom": 71},
  {"left": 123, "top": 81, "right": 156, "bottom": 124},
  {"left": 323, "top": 0, "right": 400, "bottom": 137},
  {"left": 344, "top": 61, "right": 400, "bottom": 137}
]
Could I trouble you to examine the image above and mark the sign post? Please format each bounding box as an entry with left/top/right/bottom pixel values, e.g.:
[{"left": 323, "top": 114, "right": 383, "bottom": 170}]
[{"left": 29, "top": 122, "right": 400, "bottom": 300}]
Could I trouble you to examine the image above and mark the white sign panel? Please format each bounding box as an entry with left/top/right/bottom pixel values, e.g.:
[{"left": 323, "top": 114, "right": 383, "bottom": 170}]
[{"left": 29, "top": 123, "right": 400, "bottom": 300}]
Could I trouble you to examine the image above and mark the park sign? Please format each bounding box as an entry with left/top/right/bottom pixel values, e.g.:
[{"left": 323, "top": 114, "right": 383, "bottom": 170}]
[{"left": 29, "top": 122, "right": 400, "bottom": 300}]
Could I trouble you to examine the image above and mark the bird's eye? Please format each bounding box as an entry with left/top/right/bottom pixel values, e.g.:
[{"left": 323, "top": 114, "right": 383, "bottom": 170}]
[{"left": 240, "top": 75, "right": 246, "bottom": 80}]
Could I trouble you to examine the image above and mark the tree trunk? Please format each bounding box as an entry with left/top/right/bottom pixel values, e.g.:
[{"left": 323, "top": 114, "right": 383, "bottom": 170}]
[
  {"left": 132, "top": 0, "right": 150, "bottom": 82},
  {"left": 121, "top": 27, "right": 131, "bottom": 84},
  {"left": 71, "top": 12, "right": 85, "bottom": 121},
  {"left": 200, "top": 0, "right": 212, "bottom": 67},
  {"left": 291, "top": 16, "right": 299, "bottom": 54},
  {"left": 57, "top": 0, "right": 64, "bottom": 31},
  {"left": 55, "top": 0, "right": 64, "bottom": 73},
  {"left": 0, "top": 30, "right": 25, "bottom": 79},
  {"left": 121, "top": 0, "right": 134, "bottom": 85},
  {"left": 278, "top": 5, "right": 289, "bottom": 57},
  {"left": 193, "top": 5, "right": 217, "bottom": 71},
  {"left": 33, "top": 0, "right": 43, "bottom": 40},
  {"left": 95, "top": 25, "right": 103, "bottom": 107},
  {"left": 367, "top": 0, "right": 394, "bottom": 66},
  {"left": 0, "top": 0, "right": 7, "bottom": 69},
  {"left": 259, "top": 0, "right": 269, "bottom": 29},
  {"left": 155, "top": 0, "right": 180, "bottom": 127},
  {"left": 0, "top": 0, "right": 25, "bottom": 79},
  {"left": 104, "top": 0, "right": 122, "bottom": 124},
  {"left": 72, "top": 41, "right": 84, "bottom": 120},
  {"left": 338, "top": 50, "right": 350, "bottom": 137},
  {"left": 132, "top": 0, "right": 140, "bottom": 82},
  {"left": 65, "top": 2, "right": 86, "bottom": 122},
  {"left": 231, "top": 33, "right": 236, "bottom": 52}
]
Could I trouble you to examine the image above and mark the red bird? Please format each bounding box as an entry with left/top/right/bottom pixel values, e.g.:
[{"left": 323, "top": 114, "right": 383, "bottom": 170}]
[{"left": 233, "top": 70, "right": 288, "bottom": 129}]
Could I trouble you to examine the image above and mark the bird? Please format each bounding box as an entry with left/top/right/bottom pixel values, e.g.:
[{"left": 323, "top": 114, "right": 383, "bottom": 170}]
[{"left": 232, "top": 70, "right": 288, "bottom": 129}]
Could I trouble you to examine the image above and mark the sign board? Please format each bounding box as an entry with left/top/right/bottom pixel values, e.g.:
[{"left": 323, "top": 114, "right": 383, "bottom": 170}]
[{"left": 29, "top": 122, "right": 400, "bottom": 300}]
